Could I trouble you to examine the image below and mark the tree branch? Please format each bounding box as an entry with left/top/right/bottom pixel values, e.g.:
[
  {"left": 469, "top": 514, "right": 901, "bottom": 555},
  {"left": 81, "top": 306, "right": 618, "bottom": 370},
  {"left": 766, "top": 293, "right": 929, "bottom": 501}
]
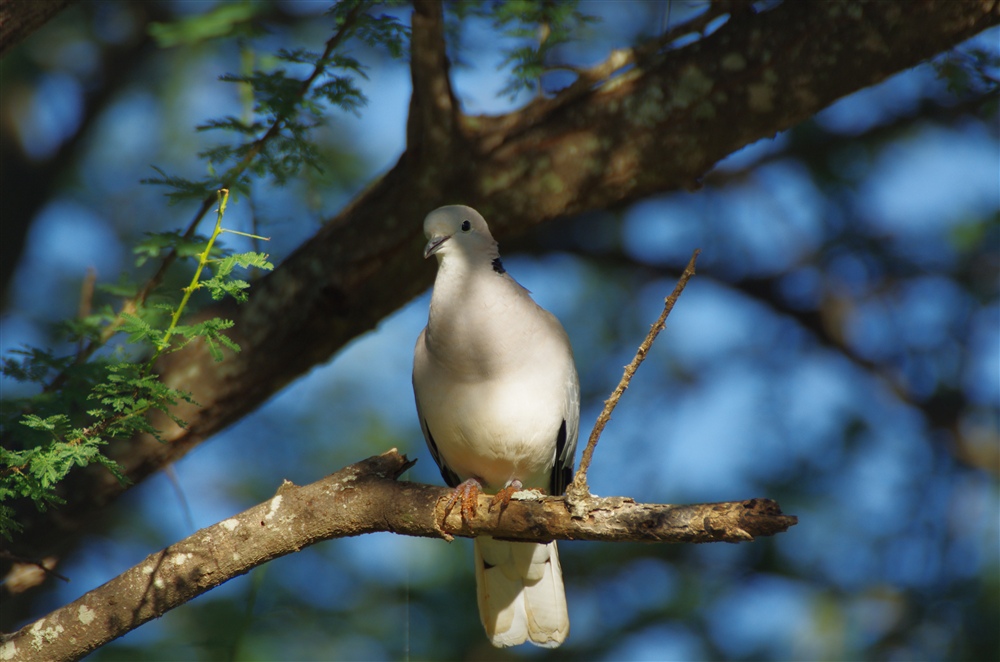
[
  {"left": 0, "top": 449, "right": 796, "bottom": 662},
  {"left": 6, "top": 0, "right": 996, "bottom": 592},
  {"left": 407, "top": 0, "right": 458, "bottom": 156},
  {"left": 0, "top": 0, "right": 77, "bottom": 58}
]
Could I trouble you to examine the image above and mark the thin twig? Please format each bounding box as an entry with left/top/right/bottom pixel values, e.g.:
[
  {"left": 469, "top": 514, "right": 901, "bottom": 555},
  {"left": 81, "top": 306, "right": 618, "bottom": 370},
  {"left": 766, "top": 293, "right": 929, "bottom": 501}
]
[
  {"left": 151, "top": 190, "right": 231, "bottom": 365},
  {"left": 568, "top": 249, "right": 701, "bottom": 499},
  {"left": 74, "top": 267, "right": 97, "bottom": 360},
  {"left": 163, "top": 465, "right": 196, "bottom": 534}
]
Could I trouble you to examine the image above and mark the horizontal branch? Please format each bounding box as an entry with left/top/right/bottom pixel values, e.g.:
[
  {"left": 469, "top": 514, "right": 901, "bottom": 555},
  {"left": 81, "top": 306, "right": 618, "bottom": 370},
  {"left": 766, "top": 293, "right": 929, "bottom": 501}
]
[{"left": 2, "top": 450, "right": 796, "bottom": 662}]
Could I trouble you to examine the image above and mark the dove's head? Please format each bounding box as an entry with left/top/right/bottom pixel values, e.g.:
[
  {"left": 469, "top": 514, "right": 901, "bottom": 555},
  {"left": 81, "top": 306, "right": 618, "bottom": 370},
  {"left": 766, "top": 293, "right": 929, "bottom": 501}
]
[{"left": 423, "top": 205, "right": 498, "bottom": 261}]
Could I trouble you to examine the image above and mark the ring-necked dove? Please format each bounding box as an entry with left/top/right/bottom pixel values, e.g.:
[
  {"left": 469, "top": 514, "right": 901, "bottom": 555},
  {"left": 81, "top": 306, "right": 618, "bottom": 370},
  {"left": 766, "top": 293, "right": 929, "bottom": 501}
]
[{"left": 412, "top": 205, "right": 579, "bottom": 648}]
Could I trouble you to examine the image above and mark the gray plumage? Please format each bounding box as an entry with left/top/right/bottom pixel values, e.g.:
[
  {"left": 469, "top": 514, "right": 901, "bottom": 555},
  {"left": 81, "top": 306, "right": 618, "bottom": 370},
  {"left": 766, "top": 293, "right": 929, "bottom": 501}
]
[{"left": 412, "top": 205, "right": 579, "bottom": 647}]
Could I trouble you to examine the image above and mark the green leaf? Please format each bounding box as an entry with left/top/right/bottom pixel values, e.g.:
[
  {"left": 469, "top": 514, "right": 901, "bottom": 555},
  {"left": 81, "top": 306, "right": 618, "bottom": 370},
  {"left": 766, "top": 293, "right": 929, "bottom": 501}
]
[
  {"left": 120, "top": 312, "right": 165, "bottom": 348},
  {"left": 337, "top": 6, "right": 410, "bottom": 59},
  {"left": 141, "top": 166, "right": 218, "bottom": 203},
  {"left": 1, "top": 348, "right": 71, "bottom": 384},
  {"left": 199, "top": 251, "right": 273, "bottom": 302},
  {"left": 149, "top": 3, "right": 264, "bottom": 48},
  {"left": 21, "top": 414, "right": 72, "bottom": 434},
  {"left": 175, "top": 319, "right": 241, "bottom": 361},
  {"left": 197, "top": 117, "right": 265, "bottom": 135},
  {"left": 312, "top": 77, "right": 367, "bottom": 114}
]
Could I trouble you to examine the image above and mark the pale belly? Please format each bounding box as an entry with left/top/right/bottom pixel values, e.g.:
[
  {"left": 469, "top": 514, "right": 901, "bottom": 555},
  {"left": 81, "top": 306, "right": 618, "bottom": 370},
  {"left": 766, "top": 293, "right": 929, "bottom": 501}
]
[{"left": 420, "top": 370, "right": 566, "bottom": 492}]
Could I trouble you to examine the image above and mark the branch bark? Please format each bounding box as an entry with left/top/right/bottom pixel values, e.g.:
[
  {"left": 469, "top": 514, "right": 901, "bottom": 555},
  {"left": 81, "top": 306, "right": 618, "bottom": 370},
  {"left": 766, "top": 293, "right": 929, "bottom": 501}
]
[
  {"left": 0, "top": 0, "right": 77, "bottom": 57},
  {"left": 5, "top": 0, "right": 997, "bottom": 604},
  {"left": 0, "top": 450, "right": 797, "bottom": 662}
]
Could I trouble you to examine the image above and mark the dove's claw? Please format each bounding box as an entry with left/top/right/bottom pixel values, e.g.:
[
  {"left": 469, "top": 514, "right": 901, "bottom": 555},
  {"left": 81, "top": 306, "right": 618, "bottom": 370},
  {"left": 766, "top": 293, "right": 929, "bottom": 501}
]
[{"left": 441, "top": 478, "right": 483, "bottom": 529}]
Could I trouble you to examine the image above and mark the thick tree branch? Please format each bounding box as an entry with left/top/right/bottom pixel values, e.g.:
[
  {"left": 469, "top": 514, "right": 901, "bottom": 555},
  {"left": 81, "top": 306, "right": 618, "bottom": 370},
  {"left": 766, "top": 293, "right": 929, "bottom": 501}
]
[
  {"left": 6, "top": 0, "right": 996, "bottom": 595},
  {"left": 407, "top": 0, "right": 458, "bottom": 156},
  {"left": 0, "top": 450, "right": 796, "bottom": 662}
]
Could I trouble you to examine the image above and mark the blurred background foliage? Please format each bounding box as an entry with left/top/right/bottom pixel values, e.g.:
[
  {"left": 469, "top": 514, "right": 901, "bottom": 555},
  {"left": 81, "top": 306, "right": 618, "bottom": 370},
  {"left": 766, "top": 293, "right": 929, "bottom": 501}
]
[{"left": 1, "top": 1, "right": 997, "bottom": 660}]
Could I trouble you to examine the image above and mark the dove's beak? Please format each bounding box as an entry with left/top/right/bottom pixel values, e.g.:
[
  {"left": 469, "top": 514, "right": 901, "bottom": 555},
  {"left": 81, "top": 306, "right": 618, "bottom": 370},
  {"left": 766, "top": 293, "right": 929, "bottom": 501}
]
[{"left": 423, "top": 234, "right": 450, "bottom": 259}]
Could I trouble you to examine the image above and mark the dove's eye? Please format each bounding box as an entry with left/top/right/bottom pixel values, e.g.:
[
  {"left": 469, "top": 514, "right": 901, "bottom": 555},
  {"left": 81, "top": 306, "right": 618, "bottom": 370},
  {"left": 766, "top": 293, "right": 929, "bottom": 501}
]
[{"left": 461, "top": 220, "right": 471, "bottom": 232}]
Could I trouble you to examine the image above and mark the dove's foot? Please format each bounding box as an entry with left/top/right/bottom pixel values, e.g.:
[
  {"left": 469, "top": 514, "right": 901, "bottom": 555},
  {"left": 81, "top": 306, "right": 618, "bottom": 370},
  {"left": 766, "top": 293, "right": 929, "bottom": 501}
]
[{"left": 441, "top": 477, "right": 483, "bottom": 529}]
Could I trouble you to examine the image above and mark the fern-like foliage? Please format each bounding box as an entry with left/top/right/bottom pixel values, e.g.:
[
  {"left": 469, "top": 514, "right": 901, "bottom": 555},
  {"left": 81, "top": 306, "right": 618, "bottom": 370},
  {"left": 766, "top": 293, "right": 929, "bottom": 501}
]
[
  {"left": 456, "top": 0, "right": 599, "bottom": 98},
  {"left": 143, "top": 1, "right": 409, "bottom": 202},
  {"left": 2, "top": 3, "right": 415, "bottom": 543},
  {"left": 0, "top": 191, "right": 270, "bottom": 540},
  {"left": 201, "top": 252, "right": 274, "bottom": 302},
  {"left": 174, "top": 319, "right": 241, "bottom": 362}
]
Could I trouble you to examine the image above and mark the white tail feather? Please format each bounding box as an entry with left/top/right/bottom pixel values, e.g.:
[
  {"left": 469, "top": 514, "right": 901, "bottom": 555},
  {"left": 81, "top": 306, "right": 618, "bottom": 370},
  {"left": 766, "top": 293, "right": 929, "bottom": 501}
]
[{"left": 474, "top": 537, "right": 569, "bottom": 648}]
